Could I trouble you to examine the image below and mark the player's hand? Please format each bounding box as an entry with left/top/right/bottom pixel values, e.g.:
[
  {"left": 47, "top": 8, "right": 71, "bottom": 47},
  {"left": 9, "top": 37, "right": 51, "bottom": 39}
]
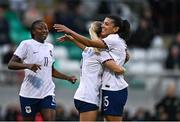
[
  {"left": 68, "top": 76, "right": 77, "bottom": 84},
  {"left": 57, "top": 34, "right": 75, "bottom": 42},
  {"left": 53, "top": 24, "right": 72, "bottom": 34},
  {"left": 27, "top": 64, "right": 41, "bottom": 73}
]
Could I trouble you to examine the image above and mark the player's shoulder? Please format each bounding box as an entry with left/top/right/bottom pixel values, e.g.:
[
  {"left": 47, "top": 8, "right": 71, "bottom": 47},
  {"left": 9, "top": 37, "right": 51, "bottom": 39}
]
[
  {"left": 82, "top": 47, "right": 95, "bottom": 57},
  {"left": 107, "top": 34, "right": 119, "bottom": 38},
  {"left": 44, "top": 42, "right": 54, "bottom": 48},
  {"left": 109, "top": 34, "right": 125, "bottom": 43},
  {"left": 18, "top": 39, "right": 33, "bottom": 46},
  {"left": 104, "top": 34, "right": 119, "bottom": 41},
  {"left": 84, "top": 47, "right": 94, "bottom": 54}
]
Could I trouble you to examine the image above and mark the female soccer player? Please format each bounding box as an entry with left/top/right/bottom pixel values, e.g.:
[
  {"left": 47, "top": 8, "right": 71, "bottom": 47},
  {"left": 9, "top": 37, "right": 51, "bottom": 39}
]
[
  {"left": 8, "top": 20, "right": 77, "bottom": 121},
  {"left": 54, "top": 15, "right": 130, "bottom": 121},
  {"left": 57, "top": 21, "right": 127, "bottom": 121}
]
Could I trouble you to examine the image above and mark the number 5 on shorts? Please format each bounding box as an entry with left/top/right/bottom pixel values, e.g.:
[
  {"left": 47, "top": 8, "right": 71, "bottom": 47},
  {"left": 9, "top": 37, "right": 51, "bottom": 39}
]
[{"left": 103, "top": 96, "right": 109, "bottom": 107}]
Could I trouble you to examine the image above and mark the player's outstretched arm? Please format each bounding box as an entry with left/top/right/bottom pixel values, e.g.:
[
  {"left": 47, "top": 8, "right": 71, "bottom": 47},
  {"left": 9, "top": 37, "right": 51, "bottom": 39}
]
[
  {"left": 57, "top": 34, "right": 86, "bottom": 50},
  {"left": 52, "top": 65, "right": 77, "bottom": 84},
  {"left": 54, "top": 24, "right": 106, "bottom": 48}
]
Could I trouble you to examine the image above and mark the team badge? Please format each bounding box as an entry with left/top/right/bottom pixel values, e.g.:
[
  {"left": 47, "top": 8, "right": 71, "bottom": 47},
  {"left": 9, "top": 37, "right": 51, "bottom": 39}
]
[
  {"left": 49, "top": 50, "right": 52, "bottom": 57},
  {"left": 25, "top": 106, "right": 31, "bottom": 113}
]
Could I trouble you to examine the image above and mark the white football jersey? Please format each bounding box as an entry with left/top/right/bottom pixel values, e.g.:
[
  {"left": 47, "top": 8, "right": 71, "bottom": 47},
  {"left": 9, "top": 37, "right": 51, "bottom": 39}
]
[
  {"left": 74, "top": 47, "right": 112, "bottom": 105},
  {"left": 101, "top": 34, "right": 128, "bottom": 91},
  {"left": 14, "top": 39, "right": 55, "bottom": 98}
]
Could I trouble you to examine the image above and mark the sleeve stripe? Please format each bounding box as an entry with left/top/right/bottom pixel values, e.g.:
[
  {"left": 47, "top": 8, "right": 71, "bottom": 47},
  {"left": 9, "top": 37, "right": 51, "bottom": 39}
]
[
  {"left": 102, "top": 39, "right": 108, "bottom": 49},
  {"left": 102, "top": 59, "right": 113, "bottom": 64}
]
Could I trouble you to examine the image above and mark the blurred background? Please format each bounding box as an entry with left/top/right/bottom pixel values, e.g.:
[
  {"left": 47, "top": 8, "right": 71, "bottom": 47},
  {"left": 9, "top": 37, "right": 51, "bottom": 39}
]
[{"left": 0, "top": 0, "right": 180, "bottom": 121}]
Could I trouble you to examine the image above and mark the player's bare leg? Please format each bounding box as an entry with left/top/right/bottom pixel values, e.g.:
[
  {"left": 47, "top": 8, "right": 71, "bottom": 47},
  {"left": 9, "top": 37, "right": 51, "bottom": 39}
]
[
  {"left": 80, "top": 110, "right": 98, "bottom": 122},
  {"left": 105, "top": 115, "right": 122, "bottom": 122},
  {"left": 41, "top": 108, "right": 56, "bottom": 121}
]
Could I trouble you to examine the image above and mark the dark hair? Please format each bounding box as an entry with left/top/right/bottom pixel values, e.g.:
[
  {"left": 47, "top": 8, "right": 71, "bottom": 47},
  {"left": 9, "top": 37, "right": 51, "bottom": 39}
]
[
  {"left": 30, "top": 20, "right": 44, "bottom": 39},
  {"left": 106, "top": 15, "right": 131, "bottom": 41}
]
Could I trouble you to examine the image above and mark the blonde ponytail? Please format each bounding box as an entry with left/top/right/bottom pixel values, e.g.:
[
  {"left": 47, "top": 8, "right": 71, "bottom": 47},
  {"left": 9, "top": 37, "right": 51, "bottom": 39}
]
[{"left": 89, "top": 21, "right": 102, "bottom": 54}]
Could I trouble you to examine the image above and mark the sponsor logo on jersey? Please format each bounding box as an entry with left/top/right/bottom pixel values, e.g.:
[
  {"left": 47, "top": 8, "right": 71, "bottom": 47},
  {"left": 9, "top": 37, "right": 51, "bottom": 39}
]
[{"left": 33, "top": 51, "right": 38, "bottom": 54}]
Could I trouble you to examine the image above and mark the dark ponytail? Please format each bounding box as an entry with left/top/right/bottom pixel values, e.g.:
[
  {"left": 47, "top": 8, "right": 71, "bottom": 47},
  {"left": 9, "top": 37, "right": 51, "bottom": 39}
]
[
  {"left": 106, "top": 15, "right": 131, "bottom": 41},
  {"left": 120, "top": 20, "right": 130, "bottom": 41}
]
